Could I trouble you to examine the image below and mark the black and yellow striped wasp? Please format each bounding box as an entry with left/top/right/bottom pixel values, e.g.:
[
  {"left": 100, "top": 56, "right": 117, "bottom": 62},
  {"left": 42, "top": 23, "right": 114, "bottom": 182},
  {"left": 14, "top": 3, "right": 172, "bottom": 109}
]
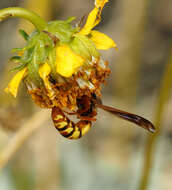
[{"left": 52, "top": 93, "right": 155, "bottom": 139}]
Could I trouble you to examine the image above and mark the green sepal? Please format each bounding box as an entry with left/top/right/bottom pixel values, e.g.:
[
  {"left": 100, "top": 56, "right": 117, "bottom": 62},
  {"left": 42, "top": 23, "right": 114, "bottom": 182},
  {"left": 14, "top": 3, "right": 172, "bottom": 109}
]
[
  {"left": 19, "top": 29, "right": 29, "bottom": 41},
  {"left": 66, "top": 17, "right": 76, "bottom": 23},
  {"left": 10, "top": 63, "right": 28, "bottom": 72},
  {"left": 45, "top": 19, "right": 79, "bottom": 43},
  {"left": 27, "top": 59, "right": 42, "bottom": 86},
  {"left": 70, "top": 34, "right": 100, "bottom": 60},
  {"left": 33, "top": 32, "right": 54, "bottom": 63},
  {"left": 22, "top": 31, "right": 54, "bottom": 86},
  {"left": 70, "top": 37, "right": 91, "bottom": 60},
  {"left": 10, "top": 56, "right": 21, "bottom": 63},
  {"left": 21, "top": 46, "right": 35, "bottom": 63},
  {"left": 47, "top": 48, "right": 56, "bottom": 76},
  {"left": 11, "top": 47, "right": 25, "bottom": 53},
  {"left": 24, "top": 31, "right": 54, "bottom": 63}
]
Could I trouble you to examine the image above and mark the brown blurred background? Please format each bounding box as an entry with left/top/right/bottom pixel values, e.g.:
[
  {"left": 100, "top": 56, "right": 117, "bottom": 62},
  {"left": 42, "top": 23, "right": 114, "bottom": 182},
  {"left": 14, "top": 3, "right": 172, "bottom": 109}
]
[{"left": 0, "top": 0, "right": 172, "bottom": 190}]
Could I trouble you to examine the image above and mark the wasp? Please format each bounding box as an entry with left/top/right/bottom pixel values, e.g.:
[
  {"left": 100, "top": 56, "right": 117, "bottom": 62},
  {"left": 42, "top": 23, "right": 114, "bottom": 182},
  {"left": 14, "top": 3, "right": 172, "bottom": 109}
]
[{"left": 51, "top": 93, "right": 155, "bottom": 139}]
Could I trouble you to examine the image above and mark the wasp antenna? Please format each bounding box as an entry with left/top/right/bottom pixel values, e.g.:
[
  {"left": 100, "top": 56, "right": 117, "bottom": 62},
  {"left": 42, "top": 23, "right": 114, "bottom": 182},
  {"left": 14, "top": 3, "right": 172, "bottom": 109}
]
[{"left": 97, "top": 104, "right": 156, "bottom": 133}]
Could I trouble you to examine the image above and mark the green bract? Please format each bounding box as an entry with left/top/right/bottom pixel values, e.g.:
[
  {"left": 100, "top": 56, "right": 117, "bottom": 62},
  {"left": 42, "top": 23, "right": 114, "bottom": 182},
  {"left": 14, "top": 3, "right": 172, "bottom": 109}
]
[{"left": 10, "top": 17, "right": 100, "bottom": 85}]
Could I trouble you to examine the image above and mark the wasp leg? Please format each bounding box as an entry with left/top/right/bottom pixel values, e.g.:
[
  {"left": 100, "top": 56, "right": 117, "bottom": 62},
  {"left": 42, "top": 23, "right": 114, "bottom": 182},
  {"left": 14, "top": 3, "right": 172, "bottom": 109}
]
[{"left": 51, "top": 107, "right": 92, "bottom": 140}]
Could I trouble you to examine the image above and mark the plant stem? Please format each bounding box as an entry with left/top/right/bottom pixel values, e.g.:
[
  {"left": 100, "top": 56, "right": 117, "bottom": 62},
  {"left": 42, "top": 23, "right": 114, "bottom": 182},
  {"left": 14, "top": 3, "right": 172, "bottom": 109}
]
[
  {"left": 139, "top": 46, "right": 172, "bottom": 190},
  {"left": 0, "top": 110, "right": 49, "bottom": 171},
  {"left": 0, "top": 7, "right": 47, "bottom": 31}
]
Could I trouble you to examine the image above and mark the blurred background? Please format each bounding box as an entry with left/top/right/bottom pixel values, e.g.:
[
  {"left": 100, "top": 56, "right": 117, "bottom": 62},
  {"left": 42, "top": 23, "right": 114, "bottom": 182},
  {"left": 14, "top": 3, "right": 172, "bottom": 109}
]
[{"left": 0, "top": 0, "right": 172, "bottom": 190}]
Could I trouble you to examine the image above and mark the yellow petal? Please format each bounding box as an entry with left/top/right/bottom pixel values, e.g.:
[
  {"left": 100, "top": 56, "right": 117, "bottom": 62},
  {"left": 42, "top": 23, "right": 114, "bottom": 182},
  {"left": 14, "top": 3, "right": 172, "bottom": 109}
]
[
  {"left": 4, "top": 67, "right": 27, "bottom": 97},
  {"left": 79, "top": 7, "right": 99, "bottom": 35},
  {"left": 95, "top": 0, "right": 108, "bottom": 8},
  {"left": 56, "top": 45, "right": 84, "bottom": 77},
  {"left": 39, "top": 63, "right": 55, "bottom": 99},
  {"left": 39, "top": 62, "right": 51, "bottom": 80},
  {"left": 79, "top": 0, "right": 108, "bottom": 35},
  {"left": 90, "top": 30, "right": 117, "bottom": 50}
]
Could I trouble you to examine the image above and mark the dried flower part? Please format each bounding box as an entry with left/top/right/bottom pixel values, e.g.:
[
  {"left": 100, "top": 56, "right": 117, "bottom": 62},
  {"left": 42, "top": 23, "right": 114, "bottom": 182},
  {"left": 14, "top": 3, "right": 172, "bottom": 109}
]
[{"left": 25, "top": 57, "right": 110, "bottom": 111}]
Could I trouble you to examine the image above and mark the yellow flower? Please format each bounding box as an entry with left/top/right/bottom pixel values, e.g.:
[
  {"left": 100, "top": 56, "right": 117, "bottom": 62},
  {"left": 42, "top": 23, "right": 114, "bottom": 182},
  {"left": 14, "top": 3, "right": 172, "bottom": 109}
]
[
  {"left": 55, "top": 45, "right": 84, "bottom": 77},
  {"left": 4, "top": 67, "right": 27, "bottom": 97},
  {"left": 79, "top": 0, "right": 117, "bottom": 50}
]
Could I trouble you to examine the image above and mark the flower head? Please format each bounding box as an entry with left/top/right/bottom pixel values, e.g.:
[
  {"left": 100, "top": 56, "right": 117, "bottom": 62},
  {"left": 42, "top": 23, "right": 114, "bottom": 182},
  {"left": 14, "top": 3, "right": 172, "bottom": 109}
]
[{"left": 5, "top": 0, "right": 116, "bottom": 111}]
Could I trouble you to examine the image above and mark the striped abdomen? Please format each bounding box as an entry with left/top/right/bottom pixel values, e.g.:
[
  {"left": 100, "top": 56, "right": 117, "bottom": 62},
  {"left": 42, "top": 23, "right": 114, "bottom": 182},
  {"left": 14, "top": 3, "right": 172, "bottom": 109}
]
[{"left": 51, "top": 107, "right": 92, "bottom": 139}]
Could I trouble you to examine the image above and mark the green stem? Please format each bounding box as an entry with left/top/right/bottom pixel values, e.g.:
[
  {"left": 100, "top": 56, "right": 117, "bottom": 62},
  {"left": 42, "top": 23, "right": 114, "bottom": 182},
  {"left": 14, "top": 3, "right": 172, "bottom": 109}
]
[
  {"left": 139, "top": 45, "right": 172, "bottom": 190},
  {"left": 0, "top": 7, "right": 47, "bottom": 31}
]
